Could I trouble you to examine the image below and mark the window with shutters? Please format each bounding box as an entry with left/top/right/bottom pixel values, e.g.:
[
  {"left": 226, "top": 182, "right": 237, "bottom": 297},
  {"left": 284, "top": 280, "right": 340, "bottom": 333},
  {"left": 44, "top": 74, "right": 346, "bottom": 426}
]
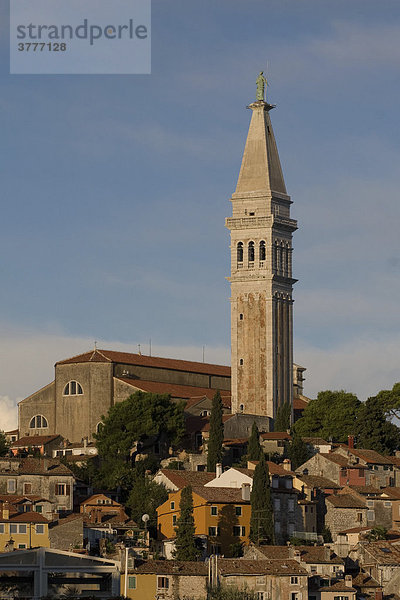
[{"left": 157, "top": 577, "right": 169, "bottom": 590}]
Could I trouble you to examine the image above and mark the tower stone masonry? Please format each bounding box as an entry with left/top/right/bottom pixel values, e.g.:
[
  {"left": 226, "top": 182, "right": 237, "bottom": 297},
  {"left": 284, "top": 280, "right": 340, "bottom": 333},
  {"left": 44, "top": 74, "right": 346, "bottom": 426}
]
[{"left": 226, "top": 97, "right": 297, "bottom": 420}]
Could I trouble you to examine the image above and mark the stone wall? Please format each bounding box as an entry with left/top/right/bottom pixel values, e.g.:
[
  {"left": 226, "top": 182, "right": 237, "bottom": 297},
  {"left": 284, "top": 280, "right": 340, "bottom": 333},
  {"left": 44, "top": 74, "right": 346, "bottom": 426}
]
[{"left": 49, "top": 515, "right": 84, "bottom": 550}]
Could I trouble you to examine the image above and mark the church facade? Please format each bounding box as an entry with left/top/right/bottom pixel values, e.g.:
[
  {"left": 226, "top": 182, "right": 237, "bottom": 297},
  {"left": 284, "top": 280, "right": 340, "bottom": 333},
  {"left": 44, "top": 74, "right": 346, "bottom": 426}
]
[{"left": 226, "top": 95, "right": 297, "bottom": 419}]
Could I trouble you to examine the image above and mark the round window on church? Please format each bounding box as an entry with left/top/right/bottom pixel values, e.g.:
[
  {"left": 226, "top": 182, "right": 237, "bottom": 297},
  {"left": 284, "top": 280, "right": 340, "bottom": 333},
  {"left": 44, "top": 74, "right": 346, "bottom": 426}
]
[
  {"left": 29, "top": 415, "right": 48, "bottom": 429},
  {"left": 63, "top": 381, "right": 83, "bottom": 396}
]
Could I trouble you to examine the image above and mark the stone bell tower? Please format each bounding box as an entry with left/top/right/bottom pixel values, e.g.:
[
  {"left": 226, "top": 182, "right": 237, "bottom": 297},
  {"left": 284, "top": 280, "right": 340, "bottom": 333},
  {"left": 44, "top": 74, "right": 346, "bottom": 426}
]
[{"left": 226, "top": 75, "right": 297, "bottom": 420}]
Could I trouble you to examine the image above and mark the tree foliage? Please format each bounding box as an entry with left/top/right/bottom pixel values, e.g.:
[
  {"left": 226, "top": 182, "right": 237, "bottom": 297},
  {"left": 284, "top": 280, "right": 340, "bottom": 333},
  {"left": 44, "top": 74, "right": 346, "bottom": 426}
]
[
  {"left": 207, "top": 391, "right": 224, "bottom": 472},
  {"left": 354, "top": 396, "right": 400, "bottom": 455},
  {"left": 173, "top": 485, "right": 201, "bottom": 561},
  {"left": 249, "top": 453, "right": 274, "bottom": 545},
  {"left": 365, "top": 526, "right": 388, "bottom": 541},
  {"left": 94, "top": 391, "right": 185, "bottom": 488},
  {"left": 126, "top": 470, "right": 168, "bottom": 532},
  {"left": 294, "top": 390, "right": 361, "bottom": 442},
  {"left": 208, "top": 589, "right": 258, "bottom": 600},
  {"left": 286, "top": 432, "right": 311, "bottom": 470},
  {"left": 274, "top": 402, "right": 291, "bottom": 432},
  {"left": 247, "top": 422, "right": 262, "bottom": 461},
  {"left": 0, "top": 432, "right": 9, "bottom": 457},
  {"left": 375, "top": 382, "right": 400, "bottom": 420}
]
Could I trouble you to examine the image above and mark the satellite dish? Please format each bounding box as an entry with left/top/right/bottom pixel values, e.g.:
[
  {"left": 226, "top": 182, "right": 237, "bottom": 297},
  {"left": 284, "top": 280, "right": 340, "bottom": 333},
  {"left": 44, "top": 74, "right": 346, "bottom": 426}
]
[{"left": 142, "top": 514, "right": 150, "bottom": 523}]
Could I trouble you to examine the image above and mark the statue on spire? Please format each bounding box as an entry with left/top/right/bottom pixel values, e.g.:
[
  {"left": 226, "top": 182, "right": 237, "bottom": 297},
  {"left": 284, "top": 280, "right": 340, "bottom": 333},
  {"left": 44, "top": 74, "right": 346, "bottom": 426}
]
[{"left": 256, "top": 71, "right": 268, "bottom": 101}]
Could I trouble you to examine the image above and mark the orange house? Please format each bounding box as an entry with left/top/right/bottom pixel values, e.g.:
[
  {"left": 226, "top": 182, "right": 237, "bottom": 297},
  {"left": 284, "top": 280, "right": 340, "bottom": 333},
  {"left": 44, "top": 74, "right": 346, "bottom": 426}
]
[{"left": 157, "top": 485, "right": 251, "bottom": 556}]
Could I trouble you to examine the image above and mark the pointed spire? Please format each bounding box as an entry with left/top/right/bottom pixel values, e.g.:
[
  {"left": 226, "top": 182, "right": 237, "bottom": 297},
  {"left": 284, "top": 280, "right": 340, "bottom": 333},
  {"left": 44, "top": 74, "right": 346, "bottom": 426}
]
[{"left": 234, "top": 102, "right": 286, "bottom": 196}]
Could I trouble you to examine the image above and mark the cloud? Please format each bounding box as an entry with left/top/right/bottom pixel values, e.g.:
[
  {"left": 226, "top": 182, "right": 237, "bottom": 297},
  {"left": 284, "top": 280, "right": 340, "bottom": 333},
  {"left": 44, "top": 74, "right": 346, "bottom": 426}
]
[
  {"left": 296, "top": 333, "right": 400, "bottom": 403},
  {"left": 0, "top": 396, "right": 18, "bottom": 432}
]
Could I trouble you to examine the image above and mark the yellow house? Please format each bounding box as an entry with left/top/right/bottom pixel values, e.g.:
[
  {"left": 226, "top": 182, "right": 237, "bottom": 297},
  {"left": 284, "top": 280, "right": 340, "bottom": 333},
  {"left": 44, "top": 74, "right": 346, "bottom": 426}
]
[
  {"left": 157, "top": 485, "right": 251, "bottom": 556},
  {"left": 121, "top": 559, "right": 208, "bottom": 600},
  {"left": 0, "top": 505, "right": 50, "bottom": 551}
]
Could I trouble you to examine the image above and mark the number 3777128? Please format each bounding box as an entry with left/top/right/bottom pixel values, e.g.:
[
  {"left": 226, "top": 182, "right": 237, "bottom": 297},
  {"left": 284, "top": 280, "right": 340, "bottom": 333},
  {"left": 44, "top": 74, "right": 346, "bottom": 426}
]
[{"left": 18, "top": 43, "right": 67, "bottom": 51}]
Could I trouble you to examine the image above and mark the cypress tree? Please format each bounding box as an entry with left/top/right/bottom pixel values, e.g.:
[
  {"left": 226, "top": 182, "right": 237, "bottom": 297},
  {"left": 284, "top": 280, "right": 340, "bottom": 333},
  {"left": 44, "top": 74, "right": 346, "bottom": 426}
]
[
  {"left": 207, "top": 391, "right": 224, "bottom": 472},
  {"left": 274, "top": 402, "right": 291, "bottom": 432},
  {"left": 173, "top": 485, "right": 201, "bottom": 560},
  {"left": 249, "top": 453, "right": 274, "bottom": 545},
  {"left": 247, "top": 422, "right": 262, "bottom": 461}
]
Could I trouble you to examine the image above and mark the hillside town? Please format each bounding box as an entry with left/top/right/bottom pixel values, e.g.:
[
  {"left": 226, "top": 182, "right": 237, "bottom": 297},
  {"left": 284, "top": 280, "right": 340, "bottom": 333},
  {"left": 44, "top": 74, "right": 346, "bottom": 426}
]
[{"left": 1, "top": 78, "right": 400, "bottom": 597}]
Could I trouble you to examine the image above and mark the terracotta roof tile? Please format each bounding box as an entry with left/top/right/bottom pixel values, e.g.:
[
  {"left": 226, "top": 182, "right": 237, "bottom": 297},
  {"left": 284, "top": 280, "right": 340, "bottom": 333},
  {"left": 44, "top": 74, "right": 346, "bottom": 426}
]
[
  {"left": 326, "top": 494, "right": 366, "bottom": 509},
  {"left": 293, "top": 397, "right": 308, "bottom": 410},
  {"left": 159, "top": 469, "right": 215, "bottom": 489},
  {"left": 217, "top": 558, "right": 307, "bottom": 576},
  {"left": 319, "top": 453, "right": 367, "bottom": 469},
  {"left": 133, "top": 560, "right": 208, "bottom": 575},
  {"left": 118, "top": 378, "right": 231, "bottom": 403},
  {"left": 193, "top": 486, "right": 250, "bottom": 504},
  {"left": 363, "top": 541, "right": 400, "bottom": 564},
  {"left": 57, "top": 349, "right": 230, "bottom": 377},
  {"left": 260, "top": 432, "right": 291, "bottom": 440},
  {"left": 7, "top": 512, "right": 49, "bottom": 524},
  {"left": 201, "top": 415, "right": 234, "bottom": 432},
  {"left": 11, "top": 435, "right": 60, "bottom": 448},
  {"left": 254, "top": 545, "right": 343, "bottom": 564},
  {"left": 297, "top": 475, "right": 340, "bottom": 489},
  {"left": 0, "top": 457, "right": 74, "bottom": 477}
]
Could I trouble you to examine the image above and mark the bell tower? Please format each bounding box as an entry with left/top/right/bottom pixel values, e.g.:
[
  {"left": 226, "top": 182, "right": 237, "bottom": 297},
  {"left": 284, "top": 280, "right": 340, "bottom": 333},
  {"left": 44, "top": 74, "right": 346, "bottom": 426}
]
[{"left": 226, "top": 76, "right": 297, "bottom": 420}]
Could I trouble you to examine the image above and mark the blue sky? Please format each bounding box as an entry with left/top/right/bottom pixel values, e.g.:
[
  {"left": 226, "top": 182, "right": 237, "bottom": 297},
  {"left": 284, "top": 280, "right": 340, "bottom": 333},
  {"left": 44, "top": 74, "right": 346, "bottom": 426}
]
[{"left": 1, "top": 0, "right": 400, "bottom": 427}]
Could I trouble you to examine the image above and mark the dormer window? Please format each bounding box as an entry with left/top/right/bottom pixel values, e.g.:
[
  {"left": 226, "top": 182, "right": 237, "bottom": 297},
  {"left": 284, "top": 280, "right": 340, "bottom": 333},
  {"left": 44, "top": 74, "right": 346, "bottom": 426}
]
[{"left": 63, "top": 381, "right": 83, "bottom": 396}]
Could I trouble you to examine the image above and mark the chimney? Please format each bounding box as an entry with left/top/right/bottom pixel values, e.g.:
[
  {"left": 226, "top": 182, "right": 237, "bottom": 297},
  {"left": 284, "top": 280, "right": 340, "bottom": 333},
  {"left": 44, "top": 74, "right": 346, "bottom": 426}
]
[
  {"left": 282, "top": 459, "right": 292, "bottom": 472},
  {"left": 42, "top": 458, "right": 49, "bottom": 471},
  {"left": 348, "top": 435, "right": 354, "bottom": 449},
  {"left": 293, "top": 549, "right": 301, "bottom": 562},
  {"left": 345, "top": 575, "right": 353, "bottom": 588},
  {"left": 375, "top": 589, "right": 383, "bottom": 600},
  {"left": 324, "top": 546, "right": 331, "bottom": 561},
  {"left": 2, "top": 503, "right": 9, "bottom": 520},
  {"left": 241, "top": 483, "right": 251, "bottom": 502},
  {"left": 216, "top": 463, "right": 222, "bottom": 478},
  {"left": 83, "top": 437, "right": 88, "bottom": 449}
]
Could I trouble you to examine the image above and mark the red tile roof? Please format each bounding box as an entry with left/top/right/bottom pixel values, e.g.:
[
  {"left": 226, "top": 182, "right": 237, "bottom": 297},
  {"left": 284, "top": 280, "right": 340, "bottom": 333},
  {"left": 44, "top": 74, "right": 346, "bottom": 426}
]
[
  {"left": 345, "top": 448, "right": 394, "bottom": 465},
  {"left": 0, "top": 458, "right": 73, "bottom": 476},
  {"left": 260, "top": 432, "right": 291, "bottom": 440},
  {"left": 254, "top": 545, "right": 343, "bottom": 564},
  {"left": 133, "top": 560, "right": 208, "bottom": 575},
  {"left": 217, "top": 558, "right": 307, "bottom": 575},
  {"left": 297, "top": 475, "right": 340, "bottom": 489},
  {"left": 159, "top": 469, "right": 215, "bottom": 489},
  {"left": 117, "top": 378, "right": 231, "bottom": 403},
  {"left": 193, "top": 486, "right": 250, "bottom": 504},
  {"left": 319, "top": 453, "right": 367, "bottom": 469},
  {"left": 326, "top": 494, "right": 366, "bottom": 509},
  {"left": 57, "top": 349, "right": 231, "bottom": 377},
  {"left": 293, "top": 397, "right": 308, "bottom": 410},
  {"left": 11, "top": 435, "right": 60, "bottom": 448},
  {"left": 7, "top": 512, "right": 49, "bottom": 524}
]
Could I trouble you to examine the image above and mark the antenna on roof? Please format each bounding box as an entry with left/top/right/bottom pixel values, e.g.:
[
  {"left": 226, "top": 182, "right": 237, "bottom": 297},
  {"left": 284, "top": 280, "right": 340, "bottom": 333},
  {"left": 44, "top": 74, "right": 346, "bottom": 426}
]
[
  {"left": 138, "top": 344, "right": 142, "bottom": 356},
  {"left": 149, "top": 339, "right": 152, "bottom": 357},
  {"left": 94, "top": 341, "right": 97, "bottom": 350},
  {"left": 202, "top": 345, "right": 205, "bottom": 363}
]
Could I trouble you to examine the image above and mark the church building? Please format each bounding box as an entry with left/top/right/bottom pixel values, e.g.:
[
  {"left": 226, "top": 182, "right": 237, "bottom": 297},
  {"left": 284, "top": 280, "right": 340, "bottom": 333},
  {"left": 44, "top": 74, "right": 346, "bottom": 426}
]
[{"left": 18, "top": 78, "right": 304, "bottom": 443}]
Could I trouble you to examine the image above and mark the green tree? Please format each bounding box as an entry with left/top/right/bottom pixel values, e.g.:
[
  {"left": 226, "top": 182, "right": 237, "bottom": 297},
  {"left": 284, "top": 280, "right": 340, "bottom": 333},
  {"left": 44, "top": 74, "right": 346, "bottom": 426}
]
[
  {"left": 274, "top": 402, "right": 291, "bottom": 432},
  {"left": 173, "top": 485, "right": 201, "bottom": 561},
  {"left": 247, "top": 422, "right": 262, "bottom": 461},
  {"left": 294, "top": 390, "right": 361, "bottom": 442},
  {"left": 286, "top": 432, "right": 311, "bottom": 470},
  {"left": 249, "top": 453, "right": 273, "bottom": 545},
  {"left": 94, "top": 391, "right": 185, "bottom": 489},
  {"left": 375, "top": 382, "right": 400, "bottom": 420},
  {"left": 126, "top": 470, "right": 168, "bottom": 531},
  {"left": 354, "top": 396, "right": 400, "bottom": 455},
  {"left": 0, "top": 432, "right": 9, "bottom": 457},
  {"left": 207, "top": 391, "right": 224, "bottom": 472},
  {"left": 208, "top": 589, "right": 258, "bottom": 600},
  {"left": 366, "top": 526, "right": 388, "bottom": 541}
]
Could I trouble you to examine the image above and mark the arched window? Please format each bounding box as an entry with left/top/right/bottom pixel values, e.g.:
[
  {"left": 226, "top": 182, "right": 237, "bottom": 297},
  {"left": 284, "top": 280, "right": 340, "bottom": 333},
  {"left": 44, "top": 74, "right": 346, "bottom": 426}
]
[
  {"left": 237, "top": 242, "right": 243, "bottom": 264},
  {"left": 29, "top": 415, "right": 48, "bottom": 429},
  {"left": 63, "top": 381, "right": 83, "bottom": 396},
  {"left": 259, "top": 240, "right": 266, "bottom": 262},
  {"left": 248, "top": 241, "right": 255, "bottom": 263}
]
